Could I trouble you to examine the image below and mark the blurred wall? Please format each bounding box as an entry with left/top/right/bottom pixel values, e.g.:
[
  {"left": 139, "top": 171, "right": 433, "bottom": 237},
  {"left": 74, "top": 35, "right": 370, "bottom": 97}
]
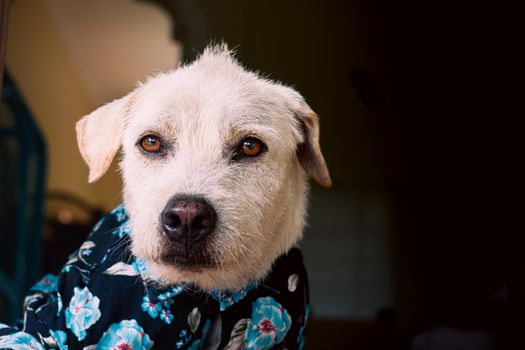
[
  {"left": 6, "top": 0, "right": 95, "bottom": 206},
  {"left": 5, "top": 0, "right": 180, "bottom": 210}
]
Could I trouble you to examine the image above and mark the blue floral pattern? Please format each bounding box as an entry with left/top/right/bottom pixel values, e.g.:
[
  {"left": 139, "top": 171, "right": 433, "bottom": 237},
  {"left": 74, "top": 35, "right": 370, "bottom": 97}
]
[
  {"left": 245, "top": 297, "right": 292, "bottom": 350},
  {"left": 110, "top": 204, "right": 127, "bottom": 221},
  {"left": 140, "top": 286, "right": 184, "bottom": 324},
  {"left": 175, "top": 329, "right": 192, "bottom": 349},
  {"left": 159, "top": 309, "right": 174, "bottom": 324},
  {"left": 49, "top": 330, "right": 68, "bottom": 350},
  {"left": 141, "top": 295, "right": 161, "bottom": 319},
  {"left": 97, "top": 319, "right": 153, "bottom": 350},
  {"left": 0, "top": 331, "right": 44, "bottom": 350},
  {"left": 131, "top": 258, "right": 149, "bottom": 276},
  {"left": 114, "top": 221, "right": 132, "bottom": 238},
  {"left": 0, "top": 204, "right": 308, "bottom": 349},
  {"left": 65, "top": 287, "right": 101, "bottom": 340},
  {"left": 210, "top": 282, "right": 256, "bottom": 311},
  {"left": 30, "top": 274, "right": 58, "bottom": 294}
]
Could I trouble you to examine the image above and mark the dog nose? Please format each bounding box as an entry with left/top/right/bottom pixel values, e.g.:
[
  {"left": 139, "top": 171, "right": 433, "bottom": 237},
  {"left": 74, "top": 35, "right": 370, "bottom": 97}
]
[{"left": 161, "top": 196, "right": 216, "bottom": 244}]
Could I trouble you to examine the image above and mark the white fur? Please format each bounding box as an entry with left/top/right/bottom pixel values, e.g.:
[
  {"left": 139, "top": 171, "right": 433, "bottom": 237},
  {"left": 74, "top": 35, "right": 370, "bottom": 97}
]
[{"left": 76, "top": 44, "right": 331, "bottom": 290}]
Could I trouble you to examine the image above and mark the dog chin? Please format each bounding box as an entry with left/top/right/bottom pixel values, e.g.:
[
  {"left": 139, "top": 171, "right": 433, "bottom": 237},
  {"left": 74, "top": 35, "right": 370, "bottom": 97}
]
[
  {"left": 147, "top": 261, "right": 218, "bottom": 290},
  {"left": 145, "top": 255, "right": 264, "bottom": 291}
]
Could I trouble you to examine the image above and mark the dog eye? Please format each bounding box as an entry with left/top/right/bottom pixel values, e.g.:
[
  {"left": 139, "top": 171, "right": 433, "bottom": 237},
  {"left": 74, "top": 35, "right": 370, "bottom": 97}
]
[
  {"left": 140, "top": 135, "right": 161, "bottom": 153},
  {"left": 239, "top": 137, "right": 265, "bottom": 157}
]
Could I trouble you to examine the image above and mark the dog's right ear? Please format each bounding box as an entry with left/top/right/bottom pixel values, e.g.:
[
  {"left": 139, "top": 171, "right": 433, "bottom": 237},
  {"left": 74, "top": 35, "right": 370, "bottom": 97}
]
[{"left": 76, "top": 94, "right": 134, "bottom": 183}]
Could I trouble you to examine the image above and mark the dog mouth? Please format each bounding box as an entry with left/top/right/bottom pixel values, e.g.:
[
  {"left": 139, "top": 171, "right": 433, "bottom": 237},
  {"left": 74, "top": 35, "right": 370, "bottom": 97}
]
[
  {"left": 160, "top": 255, "right": 210, "bottom": 271},
  {"left": 159, "top": 247, "right": 214, "bottom": 271}
]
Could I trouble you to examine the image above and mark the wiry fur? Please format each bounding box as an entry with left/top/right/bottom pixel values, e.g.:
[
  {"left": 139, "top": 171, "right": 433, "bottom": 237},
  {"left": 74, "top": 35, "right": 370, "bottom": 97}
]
[{"left": 76, "top": 44, "right": 331, "bottom": 290}]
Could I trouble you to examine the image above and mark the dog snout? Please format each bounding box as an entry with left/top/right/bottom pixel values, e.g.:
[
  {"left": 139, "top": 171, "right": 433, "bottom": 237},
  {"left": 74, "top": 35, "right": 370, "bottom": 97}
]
[{"left": 161, "top": 195, "right": 216, "bottom": 246}]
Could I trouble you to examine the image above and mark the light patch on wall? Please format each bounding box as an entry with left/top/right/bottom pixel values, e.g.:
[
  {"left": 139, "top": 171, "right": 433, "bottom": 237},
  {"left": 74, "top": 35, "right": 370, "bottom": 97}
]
[{"left": 42, "top": 0, "right": 182, "bottom": 107}]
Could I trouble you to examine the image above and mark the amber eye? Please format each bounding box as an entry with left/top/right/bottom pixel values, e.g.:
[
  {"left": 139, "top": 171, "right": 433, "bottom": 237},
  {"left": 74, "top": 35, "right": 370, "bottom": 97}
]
[
  {"left": 140, "top": 135, "right": 161, "bottom": 153},
  {"left": 240, "top": 137, "right": 264, "bottom": 157}
]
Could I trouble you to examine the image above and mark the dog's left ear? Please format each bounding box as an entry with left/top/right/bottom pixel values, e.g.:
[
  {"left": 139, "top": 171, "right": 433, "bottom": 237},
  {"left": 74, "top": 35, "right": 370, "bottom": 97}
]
[
  {"left": 287, "top": 90, "right": 332, "bottom": 188},
  {"left": 76, "top": 93, "right": 134, "bottom": 183},
  {"left": 296, "top": 109, "right": 332, "bottom": 188}
]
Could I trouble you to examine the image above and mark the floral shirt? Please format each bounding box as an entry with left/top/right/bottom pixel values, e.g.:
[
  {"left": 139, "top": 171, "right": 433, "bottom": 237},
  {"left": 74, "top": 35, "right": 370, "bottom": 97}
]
[{"left": 0, "top": 205, "right": 310, "bottom": 350}]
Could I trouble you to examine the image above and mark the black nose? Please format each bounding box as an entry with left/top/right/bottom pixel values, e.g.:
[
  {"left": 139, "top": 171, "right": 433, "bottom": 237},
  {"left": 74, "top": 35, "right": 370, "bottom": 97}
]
[{"left": 161, "top": 195, "right": 216, "bottom": 246}]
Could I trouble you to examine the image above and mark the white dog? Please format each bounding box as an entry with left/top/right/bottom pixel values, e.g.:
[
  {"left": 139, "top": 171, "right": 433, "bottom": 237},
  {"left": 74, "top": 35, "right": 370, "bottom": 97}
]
[
  {"left": 0, "top": 44, "right": 331, "bottom": 350},
  {"left": 77, "top": 44, "right": 331, "bottom": 291}
]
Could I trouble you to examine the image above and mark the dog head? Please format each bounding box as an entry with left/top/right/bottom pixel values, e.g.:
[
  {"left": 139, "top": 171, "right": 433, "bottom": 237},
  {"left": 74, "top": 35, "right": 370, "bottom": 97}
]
[{"left": 76, "top": 45, "right": 331, "bottom": 290}]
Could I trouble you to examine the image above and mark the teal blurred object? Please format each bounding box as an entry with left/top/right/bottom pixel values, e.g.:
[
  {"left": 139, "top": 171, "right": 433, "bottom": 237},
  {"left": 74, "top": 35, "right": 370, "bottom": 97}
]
[{"left": 0, "top": 70, "right": 47, "bottom": 323}]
